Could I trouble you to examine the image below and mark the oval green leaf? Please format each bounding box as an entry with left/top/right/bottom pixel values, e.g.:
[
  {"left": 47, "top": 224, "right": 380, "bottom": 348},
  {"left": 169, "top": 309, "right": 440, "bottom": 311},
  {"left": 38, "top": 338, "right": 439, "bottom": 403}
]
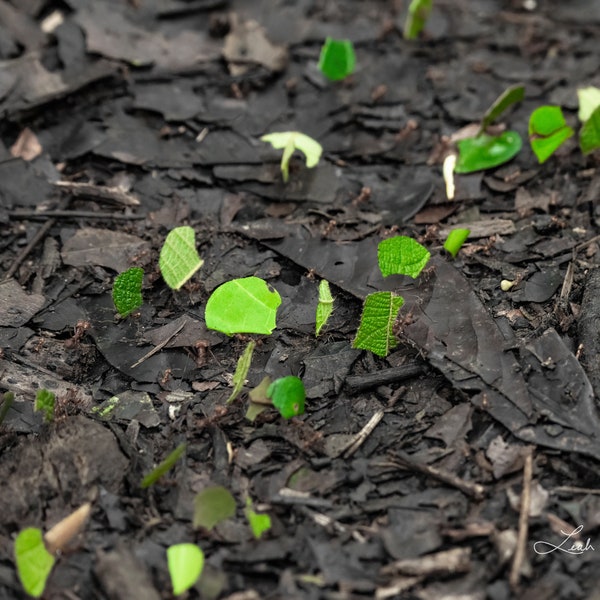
[
  {"left": 353, "top": 292, "right": 404, "bottom": 357},
  {"left": 580, "top": 105, "right": 600, "bottom": 155},
  {"left": 318, "top": 37, "right": 356, "bottom": 81},
  {"left": 444, "top": 228, "right": 470, "bottom": 258},
  {"left": 316, "top": 280, "right": 334, "bottom": 336},
  {"left": 528, "top": 106, "right": 574, "bottom": 164},
  {"left": 167, "top": 543, "right": 204, "bottom": 596},
  {"left": 112, "top": 267, "right": 144, "bottom": 317},
  {"left": 205, "top": 276, "right": 281, "bottom": 336},
  {"left": 378, "top": 236, "right": 430, "bottom": 279},
  {"left": 455, "top": 131, "right": 522, "bottom": 173},
  {"left": 267, "top": 376, "right": 306, "bottom": 419},
  {"left": 14, "top": 528, "right": 55, "bottom": 598},
  {"left": 159, "top": 226, "right": 204, "bottom": 290},
  {"left": 193, "top": 486, "right": 236, "bottom": 530}
]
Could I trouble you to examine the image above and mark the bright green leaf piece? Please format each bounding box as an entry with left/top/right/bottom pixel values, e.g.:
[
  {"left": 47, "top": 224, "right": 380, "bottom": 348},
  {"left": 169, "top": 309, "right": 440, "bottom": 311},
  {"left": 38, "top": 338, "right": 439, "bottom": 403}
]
[
  {"left": 577, "top": 87, "right": 600, "bottom": 122},
  {"left": 261, "top": 131, "right": 322, "bottom": 182},
  {"left": 404, "top": 0, "right": 432, "bottom": 40},
  {"left": 444, "top": 229, "right": 470, "bottom": 258},
  {"left": 167, "top": 543, "right": 205, "bottom": 596},
  {"left": 227, "top": 341, "right": 256, "bottom": 404},
  {"left": 34, "top": 389, "right": 55, "bottom": 423},
  {"left": 315, "top": 280, "right": 334, "bottom": 336},
  {"left": 580, "top": 105, "right": 600, "bottom": 155},
  {"left": 193, "top": 486, "right": 236, "bottom": 530},
  {"left": 141, "top": 443, "right": 186, "bottom": 489},
  {"left": 528, "top": 106, "right": 574, "bottom": 164},
  {"left": 455, "top": 131, "right": 522, "bottom": 173},
  {"left": 480, "top": 84, "right": 525, "bottom": 133},
  {"left": 14, "top": 528, "right": 56, "bottom": 598},
  {"left": 112, "top": 267, "right": 144, "bottom": 317},
  {"left": 245, "top": 499, "right": 271, "bottom": 539},
  {"left": 318, "top": 37, "right": 356, "bottom": 81},
  {"left": 378, "top": 236, "right": 431, "bottom": 279},
  {"left": 352, "top": 292, "right": 404, "bottom": 358},
  {"left": 159, "top": 226, "right": 204, "bottom": 290},
  {"left": 205, "top": 276, "right": 281, "bottom": 336},
  {"left": 267, "top": 376, "right": 306, "bottom": 419}
]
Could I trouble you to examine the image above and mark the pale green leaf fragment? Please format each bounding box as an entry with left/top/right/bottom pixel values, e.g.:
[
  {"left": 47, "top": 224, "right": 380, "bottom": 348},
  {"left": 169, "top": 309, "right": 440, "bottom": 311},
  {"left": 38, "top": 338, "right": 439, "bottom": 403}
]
[
  {"left": 112, "top": 267, "right": 144, "bottom": 317},
  {"left": 529, "top": 106, "right": 574, "bottom": 164},
  {"left": 227, "top": 341, "right": 256, "bottom": 404},
  {"left": 315, "top": 280, "right": 334, "bottom": 336},
  {"left": 15, "top": 528, "right": 55, "bottom": 598},
  {"left": 159, "top": 226, "right": 204, "bottom": 290},
  {"left": 193, "top": 486, "right": 236, "bottom": 530},
  {"left": 404, "top": 0, "right": 432, "bottom": 40},
  {"left": 444, "top": 228, "right": 470, "bottom": 258},
  {"left": 353, "top": 292, "right": 404, "bottom": 357},
  {"left": 34, "top": 389, "right": 55, "bottom": 423},
  {"left": 261, "top": 131, "right": 322, "bottom": 182},
  {"left": 141, "top": 443, "right": 186, "bottom": 489},
  {"left": 578, "top": 86, "right": 600, "bottom": 122},
  {"left": 378, "top": 236, "right": 430, "bottom": 279},
  {"left": 245, "top": 499, "right": 271, "bottom": 539},
  {"left": 205, "top": 276, "right": 281, "bottom": 336},
  {"left": 580, "top": 105, "right": 600, "bottom": 155},
  {"left": 167, "top": 543, "right": 204, "bottom": 596}
]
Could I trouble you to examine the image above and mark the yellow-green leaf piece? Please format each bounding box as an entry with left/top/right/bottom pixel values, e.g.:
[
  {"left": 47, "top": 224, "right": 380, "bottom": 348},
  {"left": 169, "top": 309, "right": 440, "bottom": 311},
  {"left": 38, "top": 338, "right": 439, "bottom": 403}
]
[
  {"left": 578, "top": 86, "right": 600, "bottom": 122},
  {"left": 315, "top": 280, "right": 334, "bottom": 336},
  {"left": 378, "top": 236, "right": 430, "bottom": 279},
  {"left": 353, "top": 292, "right": 404, "bottom": 357},
  {"left": 261, "top": 131, "right": 322, "bottom": 182},
  {"left": 193, "top": 486, "right": 236, "bottom": 530},
  {"left": 245, "top": 498, "right": 271, "bottom": 539},
  {"left": 167, "top": 543, "right": 204, "bottom": 596},
  {"left": 15, "top": 528, "right": 55, "bottom": 598},
  {"left": 227, "top": 341, "right": 256, "bottom": 404},
  {"left": 159, "top": 226, "right": 204, "bottom": 290}
]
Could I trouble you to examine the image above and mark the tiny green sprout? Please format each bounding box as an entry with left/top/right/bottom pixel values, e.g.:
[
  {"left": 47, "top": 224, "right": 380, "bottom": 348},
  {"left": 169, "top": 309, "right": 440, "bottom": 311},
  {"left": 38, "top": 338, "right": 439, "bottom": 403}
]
[
  {"left": 267, "top": 376, "right": 306, "bottom": 419},
  {"left": 227, "top": 340, "right": 256, "bottom": 404},
  {"left": 316, "top": 280, "right": 334, "bottom": 336},
  {"left": 528, "top": 105, "right": 574, "bottom": 164},
  {"left": 141, "top": 443, "right": 186, "bottom": 489},
  {"left": 318, "top": 38, "right": 356, "bottom": 81},
  {"left": 14, "top": 528, "right": 55, "bottom": 598},
  {"left": 167, "top": 543, "right": 204, "bottom": 596},
  {"left": 404, "top": 0, "right": 433, "bottom": 40},
  {"left": 112, "top": 267, "right": 143, "bottom": 317},
  {"left": 260, "top": 131, "right": 322, "bottom": 183},
  {"left": 245, "top": 498, "right": 271, "bottom": 539},
  {"left": 34, "top": 389, "right": 55, "bottom": 423},
  {"left": 193, "top": 486, "right": 236, "bottom": 530},
  {"left": 378, "top": 236, "right": 430, "bottom": 279},
  {"left": 444, "top": 229, "right": 470, "bottom": 258},
  {"left": 159, "top": 226, "right": 204, "bottom": 290}
]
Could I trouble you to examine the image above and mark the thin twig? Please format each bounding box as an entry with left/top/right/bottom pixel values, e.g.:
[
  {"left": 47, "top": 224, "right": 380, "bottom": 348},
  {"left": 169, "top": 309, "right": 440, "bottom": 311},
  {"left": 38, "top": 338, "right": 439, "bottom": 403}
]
[
  {"left": 54, "top": 181, "right": 140, "bottom": 206},
  {"left": 9, "top": 210, "right": 144, "bottom": 220},
  {"left": 341, "top": 409, "right": 385, "bottom": 458},
  {"left": 130, "top": 322, "right": 186, "bottom": 368},
  {"left": 345, "top": 363, "right": 425, "bottom": 393},
  {"left": 510, "top": 448, "right": 533, "bottom": 590},
  {"left": 4, "top": 217, "right": 55, "bottom": 280}
]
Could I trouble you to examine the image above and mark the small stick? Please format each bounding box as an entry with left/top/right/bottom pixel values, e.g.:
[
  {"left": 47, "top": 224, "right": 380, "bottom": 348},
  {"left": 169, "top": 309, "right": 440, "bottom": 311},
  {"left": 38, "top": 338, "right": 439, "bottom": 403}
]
[
  {"left": 345, "top": 363, "right": 425, "bottom": 393},
  {"left": 9, "top": 210, "right": 145, "bottom": 221},
  {"left": 3, "top": 217, "right": 55, "bottom": 280},
  {"left": 130, "top": 321, "right": 186, "bottom": 368},
  {"left": 341, "top": 409, "right": 385, "bottom": 458},
  {"left": 54, "top": 181, "right": 140, "bottom": 206},
  {"left": 510, "top": 449, "right": 533, "bottom": 590}
]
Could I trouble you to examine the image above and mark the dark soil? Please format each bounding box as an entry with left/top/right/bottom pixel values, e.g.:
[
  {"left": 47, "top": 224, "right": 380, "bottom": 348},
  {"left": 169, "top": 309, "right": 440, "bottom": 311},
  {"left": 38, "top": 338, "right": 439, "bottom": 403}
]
[{"left": 1, "top": 1, "right": 600, "bottom": 599}]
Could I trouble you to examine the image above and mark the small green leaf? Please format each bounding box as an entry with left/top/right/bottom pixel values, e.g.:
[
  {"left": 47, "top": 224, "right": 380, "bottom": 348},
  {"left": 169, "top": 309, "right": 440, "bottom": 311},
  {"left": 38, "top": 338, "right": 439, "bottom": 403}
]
[
  {"left": 261, "top": 131, "right": 322, "bottom": 183},
  {"left": 167, "top": 543, "right": 204, "bottom": 596},
  {"left": 267, "top": 376, "right": 306, "bottom": 419},
  {"left": 159, "top": 226, "right": 204, "bottom": 290},
  {"left": 353, "top": 292, "right": 404, "bottom": 357},
  {"left": 245, "top": 499, "right": 271, "bottom": 539},
  {"left": 205, "top": 276, "right": 281, "bottom": 336},
  {"left": 227, "top": 341, "right": 256, "bottom": 404},
  {"left": 404, "top": 0, "right": 433, "bottom": 40},
  {"left": 580, "top": 105, "right": 600, "bottom": 155},
  {"left": 528, "top": 106, "right": 574, "bottom": 164},
  {"left": 315, "top": 280, "right": 334, "bottom": 336},
  {"left": 14, "top": 528, "right": 55, "bottom": 598},
  {"left": 34, "top": 389, "right": 55, "bottom": 423},
  {"left": 246, "top": 376, "right": 272, "bottom": 422},
  {"left": 378, "top": 236, "right": 430, "bottom": 279},
  {"left": 456, "top": 131, "right": 523, "bottom": 173},
  {"left": 0, "top": 391, "right": 15, "bottom": 425},
  {"left": 112, "top": 267, "right": 143, "bottom": 317},
  {"left": 444, "top": 229, "right": 470, "bottom": 258},
  {"left": 141, "top": 443, "right": 186, "bottom": 489},
  {"left": 577, "top": 86, "right": 600, "bottom": 122},
  {"left": 480, "top": 84, "right": 525, "bottom": 133},
  {"left": 318, "top": 38, "right": 356, "bottom": 81},
  {"left": 193, "top": 486, "right": 236, "bottom": 530}
]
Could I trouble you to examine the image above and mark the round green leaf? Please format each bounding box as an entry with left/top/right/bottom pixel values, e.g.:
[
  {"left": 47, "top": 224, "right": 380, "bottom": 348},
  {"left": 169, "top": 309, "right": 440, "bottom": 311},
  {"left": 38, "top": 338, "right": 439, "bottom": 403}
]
[
  {"left": 267, "top": 376, "right": 306, "bottom": 419},
  {"left": 14, "top": 528, "right": 55, "bottom": 598},
  {"left": 455, "top": 131, "right": 522, "bottom": 173},
  {"left": 193, "top": 486, "right": 236, "bottom": 530},
  {"left": 318, "top": 38, "right": 356, "bottom": 81},
  {"left": 159, "top": 226, "right": 204, "bottom": 290},
  {"left": 378, "top": 236, "right": 430, "bottom": 279},
  {"left": 205, "top": 277, "right": 281, "bottom": 335},
  {"left": 528, "top": 106, "right": 574, "bottom": 164},
  {"left": 167, "top": 543, "right": 204, "bottom": 596},
  {"left": 112, "top": 267, "right": 144, "bottom": 317}
]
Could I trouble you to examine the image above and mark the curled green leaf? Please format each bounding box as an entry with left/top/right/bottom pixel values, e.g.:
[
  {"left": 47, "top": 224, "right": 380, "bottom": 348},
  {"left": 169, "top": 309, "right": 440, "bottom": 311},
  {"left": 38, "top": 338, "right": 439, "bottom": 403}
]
[{"left": 261, "top": 131, "right": 322, "bottom": 182}]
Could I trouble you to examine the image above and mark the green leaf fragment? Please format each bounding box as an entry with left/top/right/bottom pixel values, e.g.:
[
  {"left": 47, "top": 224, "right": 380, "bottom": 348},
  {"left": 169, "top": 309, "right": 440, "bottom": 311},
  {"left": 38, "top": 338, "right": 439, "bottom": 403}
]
[
  {"left": 456, "top": 131, "right": 523, "bottom": 173},
  {"left": 193, "top": 486, "right": 236, "bottom": 530},
  {"left": 0, "top": 391, "right": 15, "bottom": 425},
  {"left": 34, "top": 389, "right": 55, "bottom": 423},
  {"left": 353, "top": 292, "right": 404, "bottom": 358},
  {"left": 167, "top": 543, "right": 204, "bottom": 596},
  {"left": 159, "top": 226, "right": 204, "bottom": 290},
  {"left": 404, "top": 0, "right": 433, "bottom": 40},
  {"left": 480, "top": 84, "right": 525, "bottom": 133},
  {"left": 267, "top": 376, "right": 306, "bottom": 419},
  {"left": 528, "top": 106, "right": 574, "bottom": 163},
  {"left": 577, "top": 87, "right": 600, "bottom": 123},
  {"left": 315, "top": 280, "right": 334, "bottom": 336},
  {"left": 112, "top": 267, "right": 144, "bottom": 317},
  {"left": 580, "top": 105, "right": 600, "bottom": 155},
  {"left": 378, "top": 236, "right": 430, "bottom": 279},
  {"left": 141, "top": 443, "right": 186, "bottom": 489},
  {"left": 245, "top": 499, "right": 271, "bottom": 539},
  {"left": 227, "top": 341, "right": 256, "bottom": 404},
  {"left": 444, "top": 228, "right": 470, "bottom": 258},
  {"left": 318, "top": 37, "right": 356, "bottom": 81},
  {"left": 205, "top": 276, "right": 281, "bottom": 336},
  {"left": 14, "top": 528, "right": 55, "bottom": 598},
  {"left": 261, "top": 131, "right": 322, "bottom": 183}
]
